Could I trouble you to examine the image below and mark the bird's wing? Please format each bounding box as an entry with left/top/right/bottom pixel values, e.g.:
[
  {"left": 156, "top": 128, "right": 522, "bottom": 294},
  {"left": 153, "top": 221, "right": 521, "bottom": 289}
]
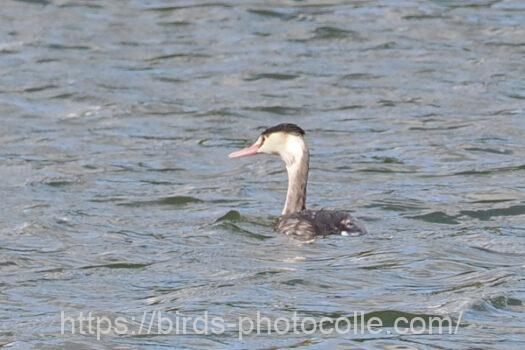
[{"left": 309, "top": 210, "right": 367, "bottom": 236}]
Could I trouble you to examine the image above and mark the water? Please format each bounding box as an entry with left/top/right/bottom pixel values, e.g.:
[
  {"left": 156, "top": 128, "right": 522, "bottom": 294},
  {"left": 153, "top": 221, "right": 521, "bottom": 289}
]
[{"left": 1, "top": 0, "right": 524, "bottom": 349}]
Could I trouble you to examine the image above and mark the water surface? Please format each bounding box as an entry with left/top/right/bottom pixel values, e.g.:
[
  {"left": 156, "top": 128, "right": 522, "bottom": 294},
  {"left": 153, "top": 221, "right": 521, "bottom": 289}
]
[{"left": 1, "top": 0, "right": 524, "bottom": 349}]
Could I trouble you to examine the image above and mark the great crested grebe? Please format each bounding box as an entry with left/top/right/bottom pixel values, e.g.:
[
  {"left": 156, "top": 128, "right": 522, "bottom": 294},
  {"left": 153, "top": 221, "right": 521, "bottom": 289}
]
[{"left": 229, "top": 123, "right": 366, "bottom": 239}]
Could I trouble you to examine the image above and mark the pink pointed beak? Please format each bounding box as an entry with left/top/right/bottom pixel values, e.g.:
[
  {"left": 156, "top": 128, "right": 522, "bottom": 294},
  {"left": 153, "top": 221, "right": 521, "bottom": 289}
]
[{"left": 228, "top": 142, "right": 260, "bottom": 158}]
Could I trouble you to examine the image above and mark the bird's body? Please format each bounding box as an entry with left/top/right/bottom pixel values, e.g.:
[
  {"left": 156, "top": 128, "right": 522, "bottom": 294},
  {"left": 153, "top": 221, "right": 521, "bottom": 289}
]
[
  {"left": 277, "top": 209, "right": 366, "bottom": 239},
  {"left": 229, "top": 123, "right": 366, "bottom": 240}
]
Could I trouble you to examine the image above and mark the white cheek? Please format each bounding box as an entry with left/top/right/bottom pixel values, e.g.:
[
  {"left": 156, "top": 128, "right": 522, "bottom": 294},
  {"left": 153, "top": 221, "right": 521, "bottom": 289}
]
[
  {"left": 259, "top": 135, "right": 283, "bottom": 155},
  {"left": 258, "top": 142, "right": 274, "bottom": 154}
]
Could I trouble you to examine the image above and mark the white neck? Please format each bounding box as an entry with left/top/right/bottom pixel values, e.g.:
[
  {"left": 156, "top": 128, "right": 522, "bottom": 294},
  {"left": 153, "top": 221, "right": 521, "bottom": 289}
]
[{"left": 281, "top": 137, "right": 309, "bottom": 215}]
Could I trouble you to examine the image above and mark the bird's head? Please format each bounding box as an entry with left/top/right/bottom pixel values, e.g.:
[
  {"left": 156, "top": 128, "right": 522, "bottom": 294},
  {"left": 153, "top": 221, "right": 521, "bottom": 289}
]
[{"left": 228, "top": 123, "right": 307, "bottom": 166}]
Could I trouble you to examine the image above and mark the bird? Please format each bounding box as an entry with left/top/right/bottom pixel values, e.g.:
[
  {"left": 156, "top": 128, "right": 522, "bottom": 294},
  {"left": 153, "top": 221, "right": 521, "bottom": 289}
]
[{"left": 228, "top": 123, "right": 366, "bottom": 240}]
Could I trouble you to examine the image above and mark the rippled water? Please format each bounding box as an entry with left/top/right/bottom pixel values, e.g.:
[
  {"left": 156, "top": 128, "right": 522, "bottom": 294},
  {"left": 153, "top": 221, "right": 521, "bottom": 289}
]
[{"left": 1, "top": 0, "right": 525, "bottom": 349}]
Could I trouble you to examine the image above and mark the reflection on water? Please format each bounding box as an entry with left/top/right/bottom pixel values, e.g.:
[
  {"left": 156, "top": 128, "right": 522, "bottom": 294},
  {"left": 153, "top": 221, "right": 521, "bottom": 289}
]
[{"left": 1, "top": 0, "right": 524, "bottom": 348}]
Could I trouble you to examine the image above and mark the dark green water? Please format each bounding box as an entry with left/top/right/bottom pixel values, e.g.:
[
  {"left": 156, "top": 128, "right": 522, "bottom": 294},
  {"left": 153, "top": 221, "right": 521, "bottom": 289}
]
[{"left": 1, "top": 0, "right": 524, "bottom": 349}]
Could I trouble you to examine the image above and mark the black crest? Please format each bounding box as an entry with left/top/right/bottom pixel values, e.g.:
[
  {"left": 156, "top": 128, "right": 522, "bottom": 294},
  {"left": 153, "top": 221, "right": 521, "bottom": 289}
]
[{"left": 261, "top": 123, "right": 305, "bottom": 136}]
